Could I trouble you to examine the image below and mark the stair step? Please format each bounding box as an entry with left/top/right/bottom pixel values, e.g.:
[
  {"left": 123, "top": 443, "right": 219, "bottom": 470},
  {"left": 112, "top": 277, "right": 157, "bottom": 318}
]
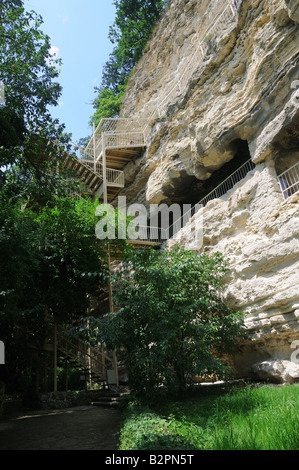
[
  {"left": 91, "top": 399, "right": 122, "bottom": 408},
  {"left": 93, "top": 396, "right": 121, "bottom": 402},
  {"left": 90, "top": 393, "right": 127, "bottom": 408}
]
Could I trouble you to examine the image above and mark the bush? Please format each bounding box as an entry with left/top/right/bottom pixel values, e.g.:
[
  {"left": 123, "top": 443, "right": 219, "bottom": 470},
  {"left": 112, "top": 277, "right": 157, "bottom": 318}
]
[{"left": 99, "top": 246, "right": 247, "bottom": 400}]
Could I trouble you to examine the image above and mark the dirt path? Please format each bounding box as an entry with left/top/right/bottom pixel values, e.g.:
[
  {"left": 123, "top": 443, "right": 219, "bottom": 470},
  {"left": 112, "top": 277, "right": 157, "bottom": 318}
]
[{"left": 0, "top": 405, "right": 121, "bottom": 450}]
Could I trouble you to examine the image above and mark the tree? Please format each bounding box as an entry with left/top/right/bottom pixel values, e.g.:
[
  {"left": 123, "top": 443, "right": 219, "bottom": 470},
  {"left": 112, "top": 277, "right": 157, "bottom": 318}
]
[
  {"left": 98, "top": 246, "right": 247, "bottom": 400},
  {"left": 0, "top": 0, "right": 67, "bottom": 185},
  {"left": 0, "top": 1, "right": 116, "bottom": 393},
  {"left": 0, "top": 194, "right": 118, "bottom": 392},
  {"left": 90, "top": 0, "right": 167, "bottom": 125}
]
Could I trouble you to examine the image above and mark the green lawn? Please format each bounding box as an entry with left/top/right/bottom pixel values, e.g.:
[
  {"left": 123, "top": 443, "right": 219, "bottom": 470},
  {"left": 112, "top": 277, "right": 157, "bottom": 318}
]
[{"left": 119, "top": 383, "right": 299, "bottom": 450}]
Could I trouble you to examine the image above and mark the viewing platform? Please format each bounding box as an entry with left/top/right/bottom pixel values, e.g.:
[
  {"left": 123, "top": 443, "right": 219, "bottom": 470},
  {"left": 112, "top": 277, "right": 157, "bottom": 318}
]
[{"left": 63, "top": 118, "right": 152, "bottom": 203}]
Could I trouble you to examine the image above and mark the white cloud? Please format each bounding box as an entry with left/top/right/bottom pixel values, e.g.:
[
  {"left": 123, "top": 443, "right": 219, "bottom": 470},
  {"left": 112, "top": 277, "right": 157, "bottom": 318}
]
[
  {"left": 49, "top": 46, "right": 59, "bottom": 59},
  {"left": 58, "top": 14, "right": 70, "bottom": 24},
  {"left": 46, "top": 46, "right": 60, "bottom": 66}
]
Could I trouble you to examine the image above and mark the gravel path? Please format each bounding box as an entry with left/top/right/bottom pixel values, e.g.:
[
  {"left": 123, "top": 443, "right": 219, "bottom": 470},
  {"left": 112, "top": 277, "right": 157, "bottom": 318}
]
[{"left": 0, "top": 405, "right": 121, "bottom": 450}]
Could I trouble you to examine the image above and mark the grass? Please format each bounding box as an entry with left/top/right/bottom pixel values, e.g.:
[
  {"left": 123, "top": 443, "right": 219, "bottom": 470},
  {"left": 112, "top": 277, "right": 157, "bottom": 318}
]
[{"left": 118, "top": 383, "right": 299, "bottom": 450}]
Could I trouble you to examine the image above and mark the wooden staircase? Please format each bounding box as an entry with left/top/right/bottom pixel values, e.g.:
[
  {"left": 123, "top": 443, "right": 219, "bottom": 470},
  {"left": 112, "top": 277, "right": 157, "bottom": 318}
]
[
  {"left": 56, "top": 329, "right": 114, "bottom": 388},
  {"left": 63, "top": 154, "right": 103, "bottom": 196},
  {"left": 90, "top": 391, "right": 128, "bottom": 408}
]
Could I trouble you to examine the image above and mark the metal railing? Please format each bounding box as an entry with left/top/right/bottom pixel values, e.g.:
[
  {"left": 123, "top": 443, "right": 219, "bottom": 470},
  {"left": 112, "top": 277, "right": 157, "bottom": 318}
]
[
  {"left": 150, "top": 0, "right": 241, "bottom": 118},
  {"left": 57, "top": 330, "right": 113, "bottom": 385},
  {"left": 85, "top": 118, "right": 152, "bottom": 161},
  {"left": 69, "top": 143, "right": 125, "bottom": 188},
  {"left": 127, "top": 158, "right": 255, "bottom": 242},
  {"left": 278, "top": 162, "right": 299, "bottom": 200},
  {"left": 198, "top": 158, "right": 255, "bottom": 207},
  {"left": 105, "top": 132, "right": 146, "bottom": 149},
  {"left": 128, "top": 225, "right": 165, "bottom": 243},
  {"left": 83, "top": 1, "right": 242, "bottom": 161},
  {"left": 106, "top": 167, "right": 125, "bottom": 187}
]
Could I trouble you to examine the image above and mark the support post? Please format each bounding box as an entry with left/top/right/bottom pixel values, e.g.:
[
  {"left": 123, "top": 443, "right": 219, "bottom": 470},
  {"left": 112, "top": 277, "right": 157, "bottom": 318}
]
[
  {"left": 93, "top": 123, "right": 96, "bottom": 173},
  {"left": 107, "top": 244, "right": 119, "bottom": 388},
  {"left": 87, "top": 319, "right": 92, "bottom": 390},
  {"left": 102, "top": 133, "right": 108, "bottom": 204},
  {"left": 101, "top": 345, "right": 106, "bottom": 379},
  {"left": 53, "top": 323, "right": 57, "bottom": 392}
]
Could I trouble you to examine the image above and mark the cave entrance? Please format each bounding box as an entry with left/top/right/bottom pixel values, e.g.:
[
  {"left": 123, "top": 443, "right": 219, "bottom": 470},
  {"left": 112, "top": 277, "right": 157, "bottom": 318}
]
[
  {"left": 196, "top": 139, "right": 253, "bottom": 206},
  {"left": 171, "top": 138, "right": 254, "bottom": 209},
  {"left": 273, "top": 114, "right": 299, "bottom": 200},
  {"left": 151, "top": 139, "right": 256, "bottom": 240}
]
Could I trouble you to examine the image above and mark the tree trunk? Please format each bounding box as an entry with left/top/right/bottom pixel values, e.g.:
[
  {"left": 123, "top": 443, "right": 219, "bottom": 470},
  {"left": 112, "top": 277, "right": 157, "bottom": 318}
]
[{"left": 149, "top": 0, "right": 161, "bottom": 20}]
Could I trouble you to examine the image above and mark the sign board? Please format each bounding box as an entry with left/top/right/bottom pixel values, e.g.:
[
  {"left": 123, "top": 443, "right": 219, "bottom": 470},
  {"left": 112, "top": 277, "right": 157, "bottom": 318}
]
[
  {"left": 107, "top": 369, "right": 117, "bottom": 385},
  {"left": 0, "top": 341, "right": 4, "bottom": 365}
]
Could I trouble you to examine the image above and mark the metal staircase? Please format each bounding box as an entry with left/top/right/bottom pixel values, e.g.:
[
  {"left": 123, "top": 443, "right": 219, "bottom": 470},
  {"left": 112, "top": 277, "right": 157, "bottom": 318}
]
[
  {"left": 55, "top": 0, "right": 244, "bottom": 388},
  {"left": 63, "top": 2, "right": 241, "bottom": 203},
  {"left": 56, "top": 331, "right": 112, "bottom": 386},
  {"left": 45, "top": 324, "right": 115, "bottom": 390}
]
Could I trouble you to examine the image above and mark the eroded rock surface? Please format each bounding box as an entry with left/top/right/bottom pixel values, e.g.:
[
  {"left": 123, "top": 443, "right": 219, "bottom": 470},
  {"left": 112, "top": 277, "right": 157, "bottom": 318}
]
[{"left": 118, "top": 0, "right": 299, "bottom": 382}]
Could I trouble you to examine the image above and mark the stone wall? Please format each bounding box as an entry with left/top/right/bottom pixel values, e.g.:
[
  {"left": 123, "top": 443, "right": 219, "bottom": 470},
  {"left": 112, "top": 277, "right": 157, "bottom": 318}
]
[
  {"left": 117, "top": 0, "right": 299, "bottom": 382},
  {"left": 38, "top": 390, "right": 109, "bottom": 410}
]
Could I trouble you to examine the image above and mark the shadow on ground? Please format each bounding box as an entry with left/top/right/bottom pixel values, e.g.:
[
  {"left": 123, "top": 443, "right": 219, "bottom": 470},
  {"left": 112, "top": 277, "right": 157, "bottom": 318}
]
[{"left": 0, "top": 405, "right": 121, "bottom": 450}]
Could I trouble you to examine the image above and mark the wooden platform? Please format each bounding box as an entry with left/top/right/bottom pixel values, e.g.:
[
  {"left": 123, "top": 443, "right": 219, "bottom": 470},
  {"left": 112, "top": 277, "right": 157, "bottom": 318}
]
[{"left": 105, "top": 146, "right": 145, "bottom": 169}]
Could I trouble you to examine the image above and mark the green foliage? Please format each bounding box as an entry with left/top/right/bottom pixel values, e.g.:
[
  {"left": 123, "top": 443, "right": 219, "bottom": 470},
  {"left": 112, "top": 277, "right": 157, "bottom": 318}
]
[
  {"left": 0, "top": 1, "right": 62, "bottom": 119},
  {"left": 0, "top": 189, "right": 130, "bottom": 392},
  {"left": 119, "top": 402, "right": 202, "bottom": 450},
  {"left": 0, "top": 0, "right": 68, "bottom": 184},
  {"left": 0, "top": 196, "right": 107, "bottom": 343},
  {"left": 104, "top": 0, "right": 166, "bottom": 91},
  {"left": 90, "top": 0, "right": 167, "bottom": 126},
  {"left": 90, "top": 86, "right": 126, "bottom": 125},
  {"left": 119, "top": 385, "right": 299, "bottom": 450},
  {"left": 98, "top": 245, "right": 247, "bottom": 400}
]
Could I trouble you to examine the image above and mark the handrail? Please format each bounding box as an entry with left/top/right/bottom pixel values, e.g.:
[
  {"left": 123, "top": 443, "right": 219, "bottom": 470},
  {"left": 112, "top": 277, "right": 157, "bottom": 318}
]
[
  {"left": 68, "top": 142, "right": 124, "bottom": 188},
  {"left": 167, "top": 158, "right": 255, "bottom": 240},
  {"left": 85, "top": 118, "right": 153, "bottom": 158},
  {"left": 84, "top": 1, "right": 241, "bottom": 157},
  {"left": 153, "top": 0, "right": 240, "bottom": 118},
  {"left": 58, "top": 332, "right": 112, "bottom": 366},
  {"left": 277, "top": 162, "right": 299, "bottom": 200},
  {"left": 127, "top": 158, "right": 255, "bottom": 242}
]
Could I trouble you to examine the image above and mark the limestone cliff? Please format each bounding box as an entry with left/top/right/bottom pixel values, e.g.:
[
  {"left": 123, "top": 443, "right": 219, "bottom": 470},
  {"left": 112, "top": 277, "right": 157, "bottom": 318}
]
[{"left": 118, "top": 0, "right": 299, "bottom": 383}]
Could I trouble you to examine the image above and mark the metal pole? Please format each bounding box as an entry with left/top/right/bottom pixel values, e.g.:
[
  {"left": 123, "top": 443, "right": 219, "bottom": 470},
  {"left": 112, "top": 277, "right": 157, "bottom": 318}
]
[
  {"left": 54, "top": 323, "right": 57, "bottom": 392},
  {"left": 93, "top": 123, "right": 96, "bottom": 172},
  {"left": 107, "top": 245, "right": 119, "bottom": 388},
  {"left": 87, "top": 319, "right": 92, "bottom": 389},
  {"left": 102, "top": 133, "right": 108, "bottom": 204}
]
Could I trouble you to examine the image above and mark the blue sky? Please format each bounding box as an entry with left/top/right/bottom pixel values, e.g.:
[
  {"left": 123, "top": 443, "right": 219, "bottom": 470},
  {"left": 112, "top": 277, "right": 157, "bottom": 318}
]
[{"left": 24, "top": 0, "right": 116, "bottom": 143}]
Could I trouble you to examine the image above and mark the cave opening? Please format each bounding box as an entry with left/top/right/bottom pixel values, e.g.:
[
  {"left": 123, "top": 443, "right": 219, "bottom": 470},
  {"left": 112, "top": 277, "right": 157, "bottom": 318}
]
[
  {"left": 168, "top": 138, "right": 253, "bottom": 209},
  {"left": 273, "top": 113, "right": 299, "bottom": 200},
  {"left": 147, "top": 139, "right": 255, "bottom": 239}
]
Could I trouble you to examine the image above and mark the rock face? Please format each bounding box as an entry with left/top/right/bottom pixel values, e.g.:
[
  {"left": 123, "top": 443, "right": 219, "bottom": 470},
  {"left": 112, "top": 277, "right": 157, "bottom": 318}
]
[
  {"left": 167, "top": 162, "right": 299, "bottom": 381},
  {"left": 118, "top": 0, "right": 299, "bottom": 382}
]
